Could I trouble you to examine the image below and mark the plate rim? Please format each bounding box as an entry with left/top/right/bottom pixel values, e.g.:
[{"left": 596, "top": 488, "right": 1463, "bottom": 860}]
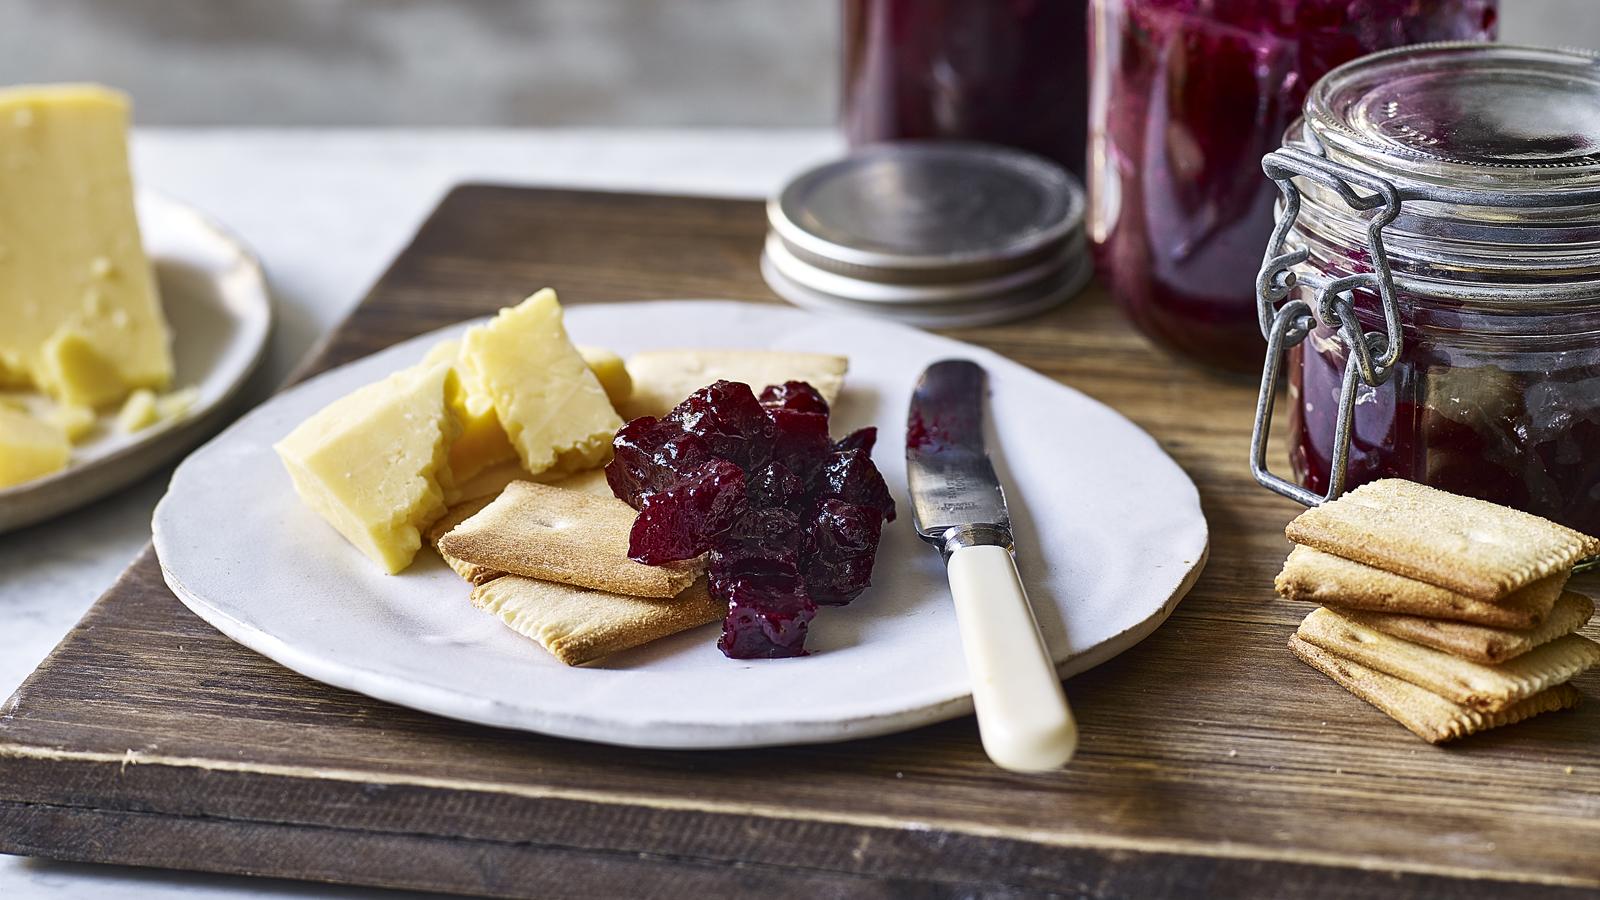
[
  {"left": 0, "top": 189, "right": 274, "bottom": 531},
  {"left": 152, "top": 299, "right": 1208, "bottom": 749}
]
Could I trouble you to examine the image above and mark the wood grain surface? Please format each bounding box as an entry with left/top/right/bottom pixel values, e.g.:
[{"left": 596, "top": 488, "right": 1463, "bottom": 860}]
[{"left": 2, "top": 185, "right": 1598, "bottom": 899}]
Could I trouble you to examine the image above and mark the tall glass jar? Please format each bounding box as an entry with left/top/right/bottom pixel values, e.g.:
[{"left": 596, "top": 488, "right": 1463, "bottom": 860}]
[
  {"left": 841, "top": 0, "right": 1091, "bottom": 179},
  {"left": 1089, "top": 0, "right": 1498, "bottom": 372},
  {"left": 1253, "top": 44, "right": 1600, "bottom": 535}
]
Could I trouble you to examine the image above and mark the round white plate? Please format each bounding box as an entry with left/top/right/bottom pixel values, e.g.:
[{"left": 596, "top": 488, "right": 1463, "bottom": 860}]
[
  {"left": 153, "top": 301, "right": 1207, "bottom": 750},
  {"left": 0, "top": 190, "right": 272, "bottom": 533}
]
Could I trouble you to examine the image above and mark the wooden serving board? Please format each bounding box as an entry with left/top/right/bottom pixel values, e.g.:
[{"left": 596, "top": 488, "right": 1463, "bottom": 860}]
[{"left": 2, "top": 186, "right": 1597, "bottom": 899}]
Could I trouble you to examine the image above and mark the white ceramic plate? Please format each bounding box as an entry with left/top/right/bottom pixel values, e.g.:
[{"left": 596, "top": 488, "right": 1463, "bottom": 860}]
[
  {"left": 152, "top": 301, "right": 1207, "bottom": 750},
  {"left": 0, "top": 191, "right": 272, "bottom": 533}
]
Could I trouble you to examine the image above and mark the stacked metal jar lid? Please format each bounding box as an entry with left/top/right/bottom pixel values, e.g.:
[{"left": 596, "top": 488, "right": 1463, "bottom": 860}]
[{"left": 763, "top": 142, "right": 1091, "bottom": 328}]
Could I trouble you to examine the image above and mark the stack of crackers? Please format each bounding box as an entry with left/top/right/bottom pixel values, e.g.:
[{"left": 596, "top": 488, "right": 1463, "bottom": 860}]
[
  {"left": 428, "top": 473, "right": 724, "bottom": 666},
  {"left": 1275, "top": 479, "right": 1600, "bottom": 743}
]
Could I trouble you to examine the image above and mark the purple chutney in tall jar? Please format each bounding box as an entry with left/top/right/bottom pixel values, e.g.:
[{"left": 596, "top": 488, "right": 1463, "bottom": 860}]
[
  {"left": 1264, "top": 44, "right": 1600, "bottom": 534},
  {"left": 1089, "top": 0, "right": 1498, "bottom": 372},
  {"left": 841, "top": 0, "right": 1091, "bottom": 179}
]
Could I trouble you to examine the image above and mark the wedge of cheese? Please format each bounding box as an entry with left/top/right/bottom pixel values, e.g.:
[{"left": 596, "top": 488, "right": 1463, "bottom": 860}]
[
  {"left": 0, "top": 85, "right": 171, "bottom": 406},
  {"left": 0, "top": 406, "right": 70, "bottom": 488},
  {"left": 274, "top": 362, "right": 461, "bottom": 574},
  {"left": 619, "top": 350, "right": 849, "bottom": 420},
  {"left": 423, "top": 338, "right": 517, "bottom": 484},
  {"left": 460, "top": 290, "right": 622, "bottom": 477}
]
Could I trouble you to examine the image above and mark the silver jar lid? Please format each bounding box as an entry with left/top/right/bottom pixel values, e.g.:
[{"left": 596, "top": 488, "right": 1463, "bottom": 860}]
[
  {"left": 763, "top": 142, "right": 1090, "bottom": 326},
  {"left": 1281, "top": 43, "right": 1600, "bottom": 303},
  {"left": 1307, "top": 42, "right": 1600, "bottom": 202}
]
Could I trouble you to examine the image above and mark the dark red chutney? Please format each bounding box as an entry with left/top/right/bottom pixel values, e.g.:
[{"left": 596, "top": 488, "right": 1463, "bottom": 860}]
[
  {"left": 1089, "top": 0, "right": 1497, "bottom": 371},
  {"left": 1290, "top": 296, "right": 1600, "bottom": 535},
  {"left": 607, "top": 380, "right": 895, "bottom": 659},
  {"left": 841, "top": 0, "right": 1091, "bottom": 179}
]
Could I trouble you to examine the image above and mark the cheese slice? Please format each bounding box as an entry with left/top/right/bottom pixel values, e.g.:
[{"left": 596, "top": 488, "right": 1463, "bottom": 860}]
[
  {"left": 274, "top": 362, "right": 461, "bottom": 574},
  {"left": 620, "top": 350, "right": 849, "bottom": 419},
  {"left": 0, "top": 406, "right": 70, "bottom": 488},
  {"left": 0, "top": 85, "right": 171, "bottom": 406},
  {"left": 459, "top": 290, "right": 622, "bottom": 477}
]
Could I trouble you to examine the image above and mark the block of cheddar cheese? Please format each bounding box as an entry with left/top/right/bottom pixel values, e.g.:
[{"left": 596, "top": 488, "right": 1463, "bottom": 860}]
[
  {"left": 274, "top": 362, "right": 462, "bottom": 574},
  {"left": 0, "top": 84, "right": 172, "bottom": 407}
]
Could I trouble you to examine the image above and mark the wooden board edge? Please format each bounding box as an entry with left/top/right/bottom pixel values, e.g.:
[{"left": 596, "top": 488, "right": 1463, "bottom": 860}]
[
  {"left": 1, "top": 748, "right": 1596, "bottom": 895},
  {"left": 0, "top": 799, "right": 948, "bottom": 899},
  {"left": 3, "top": 797, "right": 1589, "bottom": 900}
]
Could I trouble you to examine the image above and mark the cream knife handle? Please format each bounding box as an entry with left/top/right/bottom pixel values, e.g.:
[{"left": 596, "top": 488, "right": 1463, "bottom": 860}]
[{"left": 946, "top": 543, "right": 1078, "bottom": 772}]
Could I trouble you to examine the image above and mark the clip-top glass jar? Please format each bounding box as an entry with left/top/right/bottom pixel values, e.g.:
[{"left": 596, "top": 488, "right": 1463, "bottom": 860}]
[
  {"left": 1252, "top": 43, "right": 1600, "bottom": 535},
  {"left": 1089, "top": 0, "right": 1499, "bottom": 372}
]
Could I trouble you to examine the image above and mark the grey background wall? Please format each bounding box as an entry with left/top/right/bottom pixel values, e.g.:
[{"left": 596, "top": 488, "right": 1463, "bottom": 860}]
[{"left": 1, "top": 0, "right": 1593, "bottom": 126}]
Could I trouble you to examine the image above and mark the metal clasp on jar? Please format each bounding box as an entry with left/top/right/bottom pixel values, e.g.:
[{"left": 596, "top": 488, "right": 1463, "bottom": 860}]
[{"left": 1251, "top": 144, "right": 1406, "bottom": 507}]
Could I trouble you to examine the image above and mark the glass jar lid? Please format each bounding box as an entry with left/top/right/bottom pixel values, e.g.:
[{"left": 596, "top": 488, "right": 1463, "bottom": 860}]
[
  {"left": 1307, "top": 43, "right": 1600, "bottom": 201},
  {"left": 1282, "top": 43, "right": 1600, "bottom": 304}
]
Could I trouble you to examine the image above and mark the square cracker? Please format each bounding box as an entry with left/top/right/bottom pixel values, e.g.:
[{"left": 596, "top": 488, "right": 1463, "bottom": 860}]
[
  {"left": 432, "top": 469, "right": 619, "bottom": 586},
  {"left": 1341, "top": 591, "right": 1595, "bottom": 665},
  {"left": 1295, "top": 606, "right": 1600, "bottom": 712},
  {"left": 1276, "top": 545, "right": 1566, "bottom": 629},
  {"left": 472, "top": 575, "right": 724, "bottom": 666},
  {"left": 427, "top": 495, "right": 503, "bottom": 586},
  {"left": 619, "top": 350, "right": 848, "bottom": 420},
  {"left": 439, "top": 480, "right": 700, "bottom": 598},
  {"left": 1289, "top": 635, "right": 1581, "bottom": 744},
  {"left": 1284, "top": 479, "right": 1599, "bottom": 600}
]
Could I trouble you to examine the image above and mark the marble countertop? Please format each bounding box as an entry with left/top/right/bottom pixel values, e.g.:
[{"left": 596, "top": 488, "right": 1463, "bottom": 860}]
[{"left": 0, "top": 127, "right": 840, "bottom": 900}]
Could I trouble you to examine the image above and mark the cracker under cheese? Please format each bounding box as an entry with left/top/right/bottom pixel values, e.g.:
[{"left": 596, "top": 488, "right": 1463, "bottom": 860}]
[
  {"left": 620, "top": 350, "right": 847, "bottom": 420},
  {"left": 427, "top": 494, "right": 502, "bottom": 586}
]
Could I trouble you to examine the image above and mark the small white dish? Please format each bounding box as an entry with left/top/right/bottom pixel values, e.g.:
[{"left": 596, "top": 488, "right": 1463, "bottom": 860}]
[
  {"left": 0, "top": 190, "right": 272, "bottom": 534},
  {"left": 152, "top": 301, "right": 1206, "bottom": 750}
]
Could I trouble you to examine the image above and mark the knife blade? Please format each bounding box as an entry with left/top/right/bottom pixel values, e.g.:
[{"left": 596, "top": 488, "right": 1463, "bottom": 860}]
[
  {"left": 906, "top": 359, "right": 1010, "bottom": 543},
  {"left": 906, "top": 359, "right": 1077, "bottom": 772}
]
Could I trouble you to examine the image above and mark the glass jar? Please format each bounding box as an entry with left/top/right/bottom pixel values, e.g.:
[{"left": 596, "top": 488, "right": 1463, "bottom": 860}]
[
  {"left": 1253, "top": 44, "right": 1600, "bottom": 535},
  {"left": 841, "top": 0, "right": 1091, "bottom": 179},
  {"left": 1089, "top": 0, "right": 1498, "bottom": 372}
]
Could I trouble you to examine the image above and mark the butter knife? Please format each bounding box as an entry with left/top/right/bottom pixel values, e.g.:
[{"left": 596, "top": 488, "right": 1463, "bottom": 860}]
[{"left": 906, "top": 360, "right": 1077, "bottom": 772}]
